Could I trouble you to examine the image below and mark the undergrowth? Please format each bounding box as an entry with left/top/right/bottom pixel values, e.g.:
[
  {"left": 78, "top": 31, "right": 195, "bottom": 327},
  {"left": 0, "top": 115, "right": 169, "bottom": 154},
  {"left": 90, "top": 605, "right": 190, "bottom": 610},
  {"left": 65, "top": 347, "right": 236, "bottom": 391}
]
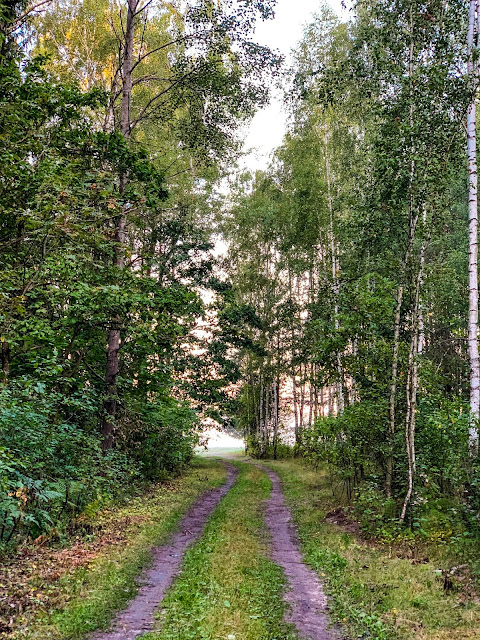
[
  {"left": 266, "top": 459, "right": 480, "bottom": 640},
  {"left": 7, "top": 458, "right": 226, "bottom": 640}
]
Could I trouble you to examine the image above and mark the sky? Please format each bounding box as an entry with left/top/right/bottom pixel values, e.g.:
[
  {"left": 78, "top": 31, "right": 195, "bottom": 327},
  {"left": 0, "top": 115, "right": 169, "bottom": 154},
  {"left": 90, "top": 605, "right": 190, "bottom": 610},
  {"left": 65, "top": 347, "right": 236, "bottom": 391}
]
[{"left": 242, "top": 0, "right": 344, "bottom": 172}]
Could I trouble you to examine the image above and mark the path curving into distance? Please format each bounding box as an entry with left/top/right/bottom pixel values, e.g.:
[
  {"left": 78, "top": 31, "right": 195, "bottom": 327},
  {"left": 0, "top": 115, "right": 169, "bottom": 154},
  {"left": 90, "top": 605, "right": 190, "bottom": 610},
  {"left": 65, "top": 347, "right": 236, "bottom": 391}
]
[
  {"left": 259, "top": 464, "right": 339, "bottom": 640},
  {"left": 91, "top": 463, "right": 238, "bottom": 640}
]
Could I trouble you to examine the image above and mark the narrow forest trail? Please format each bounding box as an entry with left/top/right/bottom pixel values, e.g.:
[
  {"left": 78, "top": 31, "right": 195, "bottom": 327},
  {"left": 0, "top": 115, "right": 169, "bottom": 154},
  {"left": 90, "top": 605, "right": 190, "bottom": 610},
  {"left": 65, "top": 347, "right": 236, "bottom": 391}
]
[
  {"left": 88, "top": 459, "right": 337, "bottom": 640},
  {"left": 259, "top": 464, "right": 338, "bottom": 640},
  {"left": 90, "top": 464, "right": 239, "bottom": 640}
]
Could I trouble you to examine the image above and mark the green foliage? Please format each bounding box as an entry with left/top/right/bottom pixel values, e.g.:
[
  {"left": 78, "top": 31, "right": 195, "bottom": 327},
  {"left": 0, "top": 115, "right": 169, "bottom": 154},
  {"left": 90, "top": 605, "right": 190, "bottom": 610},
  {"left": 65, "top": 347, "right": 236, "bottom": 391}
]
[
  {"left": 353, "top": 483, "right": 403, "bottom": 542},
  {"left": 302, "top": 401, "right": 389, "bottom": 496},
  {"left": 222, "top": 1, "right": 479, "bottom": 549},
  {"left": 0, "top": 0, "right": 279, "bottom": 551},
  {"left": 124, "top": 400, "right": 199, "bottom": 481},
  {"left": 0, "top": 382, "right": 134, "bottom": 543}
]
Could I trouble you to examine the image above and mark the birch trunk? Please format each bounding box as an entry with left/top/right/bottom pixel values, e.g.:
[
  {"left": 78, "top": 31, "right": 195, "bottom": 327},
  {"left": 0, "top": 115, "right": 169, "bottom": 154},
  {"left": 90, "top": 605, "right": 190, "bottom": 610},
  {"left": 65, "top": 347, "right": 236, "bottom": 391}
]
[
  {"left": 259, "top": 375, "right": 264, "bottom": 453},
  {"left": 386, "top": 285, "right": 403, "bottom": 497},
  {"left": 292, "top": 375, "right": 299, "bottom": 442},
  {"left": 299, "top": 363, "right": 306, "bottom": 432},
  {"left": 273, "top": 379, "right": 279, "bottom": 459},
  {"left": 468, "top": 0, "right": 480, "bottom": 453},
  {"left": 101, "top": 0, "right": 137, "bottom": 451},
  {"left": 328, "top": 386, "right": 334, "bottom": 416},
  {"left": 399, "top": 3, "right": 419, "bottom": 513},
  {"left": 400, "top": 248, "right": 425, "bottom": 521},
  {"left": 309, "top": 363, "right": 314, "bottom": 427},
  {"left": 323, "top": 125, "right": 344, "bottom": 414}
]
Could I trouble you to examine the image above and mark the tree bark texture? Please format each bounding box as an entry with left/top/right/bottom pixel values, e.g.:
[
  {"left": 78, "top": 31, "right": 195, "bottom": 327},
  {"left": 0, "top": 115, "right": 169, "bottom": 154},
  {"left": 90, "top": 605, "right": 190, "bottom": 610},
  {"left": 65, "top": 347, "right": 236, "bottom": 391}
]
[
  {"left": 101, "top": 0, "right": 138, "bottom": 451},
  {"left": 468, "top": 0, "right": 480, "bottom": 453}
]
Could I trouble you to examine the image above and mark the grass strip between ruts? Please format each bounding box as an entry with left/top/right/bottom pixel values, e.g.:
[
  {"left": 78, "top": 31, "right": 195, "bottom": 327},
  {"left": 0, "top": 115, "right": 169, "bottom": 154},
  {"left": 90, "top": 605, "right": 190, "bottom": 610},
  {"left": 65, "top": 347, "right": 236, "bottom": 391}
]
[
  {"left": 145, "top": 461, "right": 296, "bottom": 640},
  {"left": 14, "top": 458, "right": 226, "bottom": 640}
]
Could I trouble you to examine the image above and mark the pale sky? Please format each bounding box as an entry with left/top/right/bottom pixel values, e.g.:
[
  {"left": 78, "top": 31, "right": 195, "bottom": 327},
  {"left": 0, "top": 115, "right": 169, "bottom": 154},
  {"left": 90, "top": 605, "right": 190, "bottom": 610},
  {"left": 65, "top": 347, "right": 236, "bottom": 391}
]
[{"left": 243, "top": 0, "right": 345, "bottom": 171}]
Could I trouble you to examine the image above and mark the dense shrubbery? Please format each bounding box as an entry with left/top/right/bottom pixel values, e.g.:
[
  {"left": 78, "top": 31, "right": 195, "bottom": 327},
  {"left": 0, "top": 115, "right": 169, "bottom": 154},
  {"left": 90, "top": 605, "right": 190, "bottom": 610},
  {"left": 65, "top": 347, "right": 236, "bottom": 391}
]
[
  {"left": 123, "top": 400, "right": 199, "bottom": 481},
  {"left": 301, "top": 401, "right": 388, "bottom": 497},
  {"left": 0, "top": 384, "right": 131, "bottom": 543},
  {"left": 300, "top": 397, "right": 480, "bottom": 551},
  {"left": 0, "top": 382, "right": 200, "bottom": 545},
  {"left": 0, "top": 0, "right": 278, "bottom": 549}
]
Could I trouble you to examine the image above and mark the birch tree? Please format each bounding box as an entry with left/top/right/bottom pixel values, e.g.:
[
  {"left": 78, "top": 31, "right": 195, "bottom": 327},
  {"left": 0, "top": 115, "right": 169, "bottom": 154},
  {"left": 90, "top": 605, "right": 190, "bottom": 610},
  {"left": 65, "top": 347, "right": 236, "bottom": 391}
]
[{"left": 467, "top": 0, "right": 480, "bottom": 453}]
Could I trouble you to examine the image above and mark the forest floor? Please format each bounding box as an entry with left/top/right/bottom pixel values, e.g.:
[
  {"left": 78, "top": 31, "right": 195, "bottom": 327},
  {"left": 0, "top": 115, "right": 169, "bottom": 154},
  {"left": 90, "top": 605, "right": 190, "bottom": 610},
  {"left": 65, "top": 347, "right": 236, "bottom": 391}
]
[{"left": 3, "top": 456, "right": 480, "bottom": 640}]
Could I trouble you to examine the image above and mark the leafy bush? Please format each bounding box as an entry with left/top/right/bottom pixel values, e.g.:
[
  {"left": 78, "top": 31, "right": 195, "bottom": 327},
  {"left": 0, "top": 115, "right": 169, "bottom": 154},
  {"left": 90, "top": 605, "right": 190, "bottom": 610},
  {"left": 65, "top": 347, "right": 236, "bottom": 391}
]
[
  {"left": 0, "top": 383, "right": 135, "bottom": 544},
  {"left": 299, "top": 396, "right": 480, "bottom": 547},
  {"left": 122, "top": 399, "right": 199, "bottom": 481},
  {"left": 301, "top": 401, "right": 388, "bottom": 497},
  {"left": 0, "top": 381, "right": 199, "bottom": 546}
]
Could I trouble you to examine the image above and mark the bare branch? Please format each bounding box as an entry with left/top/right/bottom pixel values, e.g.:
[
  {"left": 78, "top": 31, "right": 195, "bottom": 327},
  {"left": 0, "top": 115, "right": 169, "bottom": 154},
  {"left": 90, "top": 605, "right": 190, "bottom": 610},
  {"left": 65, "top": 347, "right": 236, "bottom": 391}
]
[
  {"left": 132, "top": 74, "right": 171, "bottom": 87},
  {"left": 130, "top": 64, "right": 206, "bottom": 129},
  {"left": 82, "top": 357, "right": 106, "bottom": 383},
  {"left": 138, "top": 6, "right": 149, "bottom": 63},
  {"left": 130, "top": 33, "right": 204, "bottom": 73},
  {"left": 12, "top": 0, "right": 53, "bottom": 27},
  {"left": 134, "top": 0, "right": 156, "bottom": 17},
  {"left": 166, "top": 167, "right": 194, "bottom": 180}
]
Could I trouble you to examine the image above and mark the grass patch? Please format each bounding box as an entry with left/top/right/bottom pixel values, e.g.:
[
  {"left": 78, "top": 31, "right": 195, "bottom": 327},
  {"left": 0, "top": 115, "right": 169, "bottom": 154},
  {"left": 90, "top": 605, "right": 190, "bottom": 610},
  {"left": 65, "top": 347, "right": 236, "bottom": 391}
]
[
  {"left": 145, "top": 462, "right": 296, "bottom": 640},
  {"left": 12, "top": 458, "right": 226, "bottom": 640},
  {"left": 266, "top": 459, "right": 480, "bottom": 640}
]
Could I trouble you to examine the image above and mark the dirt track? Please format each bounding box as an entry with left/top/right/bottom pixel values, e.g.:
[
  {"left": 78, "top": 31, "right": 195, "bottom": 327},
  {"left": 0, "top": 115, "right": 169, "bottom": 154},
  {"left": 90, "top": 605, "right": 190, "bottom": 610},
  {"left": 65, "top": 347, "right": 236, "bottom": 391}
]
[
  {"left": 260, "top": 464, "right": 338, "bottom": 640},
  {"left": 90, "top": 460, "right": 337, "bottom": 640},
  {"left": 91, "top": 463, "right": 238, "bottom": 640}
]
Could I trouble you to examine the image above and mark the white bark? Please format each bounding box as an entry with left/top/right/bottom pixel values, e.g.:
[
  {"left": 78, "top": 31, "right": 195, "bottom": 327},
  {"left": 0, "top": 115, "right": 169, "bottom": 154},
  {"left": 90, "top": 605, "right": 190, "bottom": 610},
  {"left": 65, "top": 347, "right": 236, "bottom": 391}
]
[
  {"left": 386, "top": 285, "right": 403, "bottom": 498},
  {"left": 399, "top": 4, "right": 418, "bottom": 518},
  {"left": 468, "top": 0, "right": 480, "bottom": 453},
  {"left": 273, "top": 379, "right": 279, "bottom": 458},
  {"left": 400, "top": 231, "right": 427, "bottom": 522},
  {"left": 323, "top": 126, "right": 344, "bottom": 414}
]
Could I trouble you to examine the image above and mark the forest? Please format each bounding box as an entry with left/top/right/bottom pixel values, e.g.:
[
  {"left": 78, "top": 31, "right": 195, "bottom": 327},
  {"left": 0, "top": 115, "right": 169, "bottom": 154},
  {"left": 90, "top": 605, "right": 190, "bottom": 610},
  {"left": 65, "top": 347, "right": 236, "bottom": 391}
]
[{"left": 1, "top": 1, "right": 480, "bottom": 639}]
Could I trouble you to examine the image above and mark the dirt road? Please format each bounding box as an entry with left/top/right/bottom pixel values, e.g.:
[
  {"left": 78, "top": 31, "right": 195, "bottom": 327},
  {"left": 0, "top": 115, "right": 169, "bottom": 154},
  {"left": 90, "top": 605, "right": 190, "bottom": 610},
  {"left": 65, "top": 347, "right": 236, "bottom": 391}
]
[{"left": 90, "top": 460, "right": 337, "bottom": 640}]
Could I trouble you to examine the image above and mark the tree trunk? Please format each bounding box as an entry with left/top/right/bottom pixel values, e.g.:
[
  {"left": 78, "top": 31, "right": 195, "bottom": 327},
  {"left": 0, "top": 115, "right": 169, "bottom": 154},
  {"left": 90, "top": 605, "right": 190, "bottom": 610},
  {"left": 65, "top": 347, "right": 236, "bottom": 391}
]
[
  {"left": 259, "top": 375, "right": 264, "bottom": 454},
  {"left": 1, "top": 340, "right": 9, "bottom": 383},
  {"left": 399, "top": 4, "right": 420, "bottom": 516},
  {"left": 323, "top": 125, "right": 344, "bottom": 414},
  {"left": 386, "top": 285, "right": 403, "bottom": 498},
  {"left": 400, "top": 251, "right": 425, "bottom": 522},
  {"left": 292, "top": 374, "right": 299, "bottom": 443},
  {"left": 299, "top": 362, "right": 306, "bottom": 432},
  {"left": 273, "top": 378, "right": 279, "bottom": 459},
  {"left": 101, "top": 0, "right": 137, "bottom": 451},
  {"left": 468, "top": 0, "right": 480, "bottom": 453},
  {"left": 400, "top": 214, "right": 429, "bottom": 520},
  {"left": 328, "top": 385, "right": 334, "bottom": 416},
  {"left": 265, "top": 383, "right": 270, "bottom": 452}
]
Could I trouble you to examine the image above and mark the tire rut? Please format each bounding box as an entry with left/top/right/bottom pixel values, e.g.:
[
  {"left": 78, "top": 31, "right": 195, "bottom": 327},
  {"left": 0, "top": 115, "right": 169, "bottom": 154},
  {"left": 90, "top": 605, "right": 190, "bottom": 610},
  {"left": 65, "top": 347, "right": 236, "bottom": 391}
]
[
  {"left": 259, "top": 464, "right": 339, "bottom": 640},
  {"left": 90, "top": 462, "right": 238, "bottom": 640}
]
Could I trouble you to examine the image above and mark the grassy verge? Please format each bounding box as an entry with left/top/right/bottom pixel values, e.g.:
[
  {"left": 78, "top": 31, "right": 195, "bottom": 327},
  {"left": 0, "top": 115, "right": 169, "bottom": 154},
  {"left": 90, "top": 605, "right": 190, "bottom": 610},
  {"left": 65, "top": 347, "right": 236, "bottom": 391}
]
[
  {"left": 144, "top": 462, "right": 296, "bottom": 640},
  {"left": 266, "top": 459, "right": 480, "bottom": 640},
  {"left": 11, "top": 458, "right": 226, "bottom": 640}
]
